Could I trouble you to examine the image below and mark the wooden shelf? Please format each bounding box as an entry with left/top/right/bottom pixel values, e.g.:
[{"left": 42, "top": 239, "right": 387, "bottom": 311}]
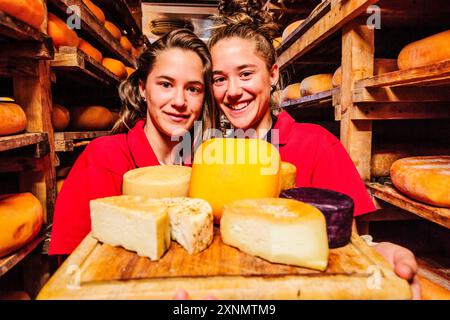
[
  {"left": 48, "top": 0, "right": 135, "bottom": 67},
  {"left": 0, "top": 229, "right": 49, "bottom": 277},
  {"left": 276, "top": 0, "right": 379, "bottom": 69},
  {"left": 51, "top": 47, "right": 122, "bottom": 87},
  {"left": 0, "top": 133, "right": 48, "bottom": 152},
  {"left": 0, "top": 11, "right": 48, "bottom": 42},
  {"left": 280, "top": 89, "right": 335, "bottom": 119},
  {"left": 367, "top": 182, "right": 450, "bottom": 229},
  {"left": 54, "top": 131, "right": 110, "bottom": 152}
]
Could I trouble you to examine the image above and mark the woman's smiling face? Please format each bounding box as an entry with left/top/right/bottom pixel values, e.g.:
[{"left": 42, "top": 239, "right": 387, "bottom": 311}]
[{"left": 211, "top": 37, "right": 279, "bottom": 130}]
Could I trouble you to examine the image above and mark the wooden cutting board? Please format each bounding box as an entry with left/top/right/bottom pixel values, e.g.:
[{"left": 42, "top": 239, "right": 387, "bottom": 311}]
[{"left": 37, "top": 229, "right": 411, "bottom": 299}]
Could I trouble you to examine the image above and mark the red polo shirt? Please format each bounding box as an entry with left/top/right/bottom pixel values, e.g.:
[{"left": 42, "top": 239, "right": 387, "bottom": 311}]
[
  {"left": 49, "top": 120, "right": 158, "bottom": 255},
  {"left": 274, "top": 111, "right": 376, "bottom": 216}
]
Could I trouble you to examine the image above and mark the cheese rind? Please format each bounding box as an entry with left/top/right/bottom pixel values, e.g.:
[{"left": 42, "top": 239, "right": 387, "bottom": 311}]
[
  {"left": 90, "top": 195, "right": 171, "bottom": 260},
  {"left": 220, "top": 198, "right": 329, "bottom": 271},
  {"left": 123, "top": 165, "right": 191, "bottom": 198},
  {"left": 162, "top": 197, "right": 213, "bottom": 254},
  {"left": 390, "top": 156, "right": 450, "bottom": 207}
]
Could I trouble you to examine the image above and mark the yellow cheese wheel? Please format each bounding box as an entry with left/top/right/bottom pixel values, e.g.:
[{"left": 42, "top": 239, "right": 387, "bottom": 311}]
[
  {"left": 282, "top": 20, "right": 304, "bottom": 41},
  {"left": 281, "top": 83, "right": 302, "bottom": 102},
  {"left": 70, "top": 105, "right": 113, "bottom": 131},
  {"left": 300, "top": 74, "right": 333, "bottom": 96},
  {"left": 280, "top": 161, "right": 297, "bottom": 191},
  {"left": 78, "top": 38, "right": 103, "bottom": 63},
  {"left": 47, "top": 13, "right": 79, "bottom": 48},
  {"left": 398, "top": 30, "right": 450, "bottom": 70},
  {"left": 332, "top": 59, "right": 398, "bottom": 87},
  {"left": 82, "top": 0, "right": 105, "bottom": 24},
  {"left": 123, "top": 165, "right": 192, "bottom": 198},
  {"left": 371, "top": 150, "right": 411, "bottom": 177},
  {"left": 51, "top": 104, "right": 70, "bottom": 132},
  {"left": 0, "top": 193, "right": 43, "bottom": 257},
  {"left": 0, "top": 100, "right": 27, "bottom": 136},
  {"left": 120, "top": 36, "right": 132, "bottom": 52},
  {"left": 102, "top": 57, "right": 127, "bottom": 79},
  {"left": 272, "top": 37, "right": 282, "bottom": 49},
  {"left": 104, "top": 21, "right": 121, "bottom": 40},
  {"left": 189, "top": 138, "right": 281, "bottom": 224},
  {"left": 390, "top": 156, "right": 450, "bottom": 207},
  {"left": 0, "top": 0, "right": 44, "bottom": 29}
]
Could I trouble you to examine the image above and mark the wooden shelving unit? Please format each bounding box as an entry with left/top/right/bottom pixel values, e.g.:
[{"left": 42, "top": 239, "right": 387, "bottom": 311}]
[
  {"left": 54, "top": 131, "right": 110, "bottom": 152},
  {"left": 0, "top": 133, "right": 48, "bottom": 152}
]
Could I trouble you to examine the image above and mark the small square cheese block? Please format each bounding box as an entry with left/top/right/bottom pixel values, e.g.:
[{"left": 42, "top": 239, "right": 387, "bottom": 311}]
[
  {"left": 221, "top": 198, "right": 329, "bottom": 271},
  {"left": 90, "top": 195, "right": 171, "bottom": 260},
  {"left": 122, "top": 165, "right": 191, "bottom": 198},
  {"left": 162, "top": 197, "right": 213, "bottom": 254}
]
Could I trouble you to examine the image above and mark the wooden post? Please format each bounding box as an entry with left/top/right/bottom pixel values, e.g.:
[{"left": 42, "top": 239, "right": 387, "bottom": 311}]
[{"left": 340, "top": 21, "right": 374, "bottom": 181}]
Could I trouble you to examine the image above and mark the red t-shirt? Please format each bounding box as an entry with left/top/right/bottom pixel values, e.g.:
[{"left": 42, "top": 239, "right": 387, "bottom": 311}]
[
  {"left": 50, "top": 113, "right": 376, "bottom": 255},
  {"left": 274, "top": 111, "right": 376, "bottom": 216}
]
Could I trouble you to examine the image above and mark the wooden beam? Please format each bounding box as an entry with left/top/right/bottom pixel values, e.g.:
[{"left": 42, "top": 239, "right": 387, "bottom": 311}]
[
  {"left": 353, "top": 86, "right": 450, "bottom": 103},
  {"left": 339, "top": 22, "right": 374, "bottom": 181},
  {"left": 277, "top": 0, "right": 379, "bottom": 69},
  {"left": 0, "top": 133, "right": 47, "bottom": 152},
  {"left": 350, "top": 102, "right": 450, "bottom": 120}
]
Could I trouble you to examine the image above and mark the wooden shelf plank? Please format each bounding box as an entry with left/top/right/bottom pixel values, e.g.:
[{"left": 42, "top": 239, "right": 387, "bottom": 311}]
[
  {"left": 48, "top": 0, "right": 135, "bottom": 67},
  {"left": 51, "top": 47, "right": 121, "bottom": 87},
  {"left": 0, "top": 133, "right": 48, "bottom": 152},
  {"left": 0, "top": 230, "right": 48, "bottom": 277},
  {"left": 280, "top": 89, "right": 335, "bottom": 121},
  {"left": 281, "top": 89, "right": 335, "bottom": 109},
  {"left": 349, "top": 102, "right": 450, "bottom": 120},
  {"left": 355, "top": 60, "right": 450, "bottom": 89},
  {"left": 54, "top": 131, "right": 110, "bottom": 152},
  {"left": 367, "top": 182, "right": 450, "bottom": 229},
  {"left": 277, "top": 0, "right": 379, "bottom": 69},
  {"left": 0, "top": 11, "right": 47, "bottom": 42}
]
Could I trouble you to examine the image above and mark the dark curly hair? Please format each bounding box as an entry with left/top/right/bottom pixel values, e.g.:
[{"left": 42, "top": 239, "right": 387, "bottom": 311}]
[{"left": 209, "top": 0, "right": 279, "bottom": 69}]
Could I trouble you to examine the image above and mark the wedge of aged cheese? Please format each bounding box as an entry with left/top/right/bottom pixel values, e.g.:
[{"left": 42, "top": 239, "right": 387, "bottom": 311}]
[
  {"left": 390, "top": 156, "right": 450, "bottom": 207},
  {"left": 162, "top": 197, "right": 213, "bottom": 254},
  {"left": 300, "top": 74, "right": 333, "bottom": 96},
  {"left": 90, "top": 195, "right": 171, "bottom": 260},
  {"left": 190, "top": 138, "right": 281, "bottom": 224},
  {"left": 221, "top": 198, "right": 329, "bottom": 271},
  {"left": 397, "top": 30, "right": 450, "bottom": 70},
  {"left": 280, "top": 161, "right": 296, "bottom": 191},
  {"left": 123, "top": 165, "right": 191, "bottom": 198}
]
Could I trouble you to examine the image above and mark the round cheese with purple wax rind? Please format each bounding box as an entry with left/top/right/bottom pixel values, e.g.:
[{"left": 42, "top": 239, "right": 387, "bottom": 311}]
[{"left": 280, "top": 187, "right": 354, "bottom": 248}]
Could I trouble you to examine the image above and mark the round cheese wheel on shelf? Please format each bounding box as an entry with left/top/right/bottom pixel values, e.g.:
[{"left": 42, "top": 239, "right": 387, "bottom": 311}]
[
  {"left": 120, "top": 36, "right": 132, "bottom": 52},
  {"left": 272, "top": 37, "right": 282, "bottom": 49},
  {"left": 104, "top": 21, "right": 121, "bottom": 40},
  {"left": 0, "top": 99, "right": 27, "bottom": 136},
  {"left": 126, "top": 67, "right": 136, "bottom": 79},
  {"left": 371, "top": 149, "right": 411, "bottom": 177},
  {"left": 78, "top": 39, "right": 103, "bottom": 63},
  {"left": 280, "top": 187, "right": 354, "bottom": 248},
  {"left": 82, "top": 0, "right": 105, "bottom": 24},
  {"left": 281, "top": 83, "right": 302, "bottom": 102},
  {"left": 0, "top": 193, "right": 43, "bottom": 257},
  {"left": 51, "top": 104, "right": 70, "bottom": 132},
  {"left": 332, "top": 59, "right": 398, "bottom": 87},
  {"left": 102, "top": 57, "right": 127, "bottom": 79},
  {"left": 0, "top": 0, "right": 45, "bottom": 29},
  {"left": 390, "top": 156, "right": 450, "bottom": 208},
  {"left": 397, "top": 30, "right": 450, "bottom": 70},
  {"left": 281, "top": 20, "right": 304, "bottom": 41},
  {"left": 47, "top": 13, "right": 79, "bottom": 48},
  {"left": 123, "top": 165, "right": 192, "bottom": 198},
  {"left": 70, "top": 105, "right": 113, "bottom": 131},
  {"left": 300, "top": 74, "right": 333, "bottom": 96}
]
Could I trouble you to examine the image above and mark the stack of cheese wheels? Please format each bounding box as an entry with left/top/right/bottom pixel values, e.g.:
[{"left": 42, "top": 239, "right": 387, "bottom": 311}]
[
  {"left": 47, "top": 13, "right": 79, "bottom": 47},
  {"left": 0, "top": 98, "right": 27, "bottom": 136},
  {"left": 123, "top": 165, "right": 192, "bottom": 198},
  {"left": 78, "top": 39, "right": 103, "bottom": 63},
  {"left": 0, "top": 193, "right": 43, "bottom": 257},
  {"left": 281, "top": 20, "right": 304, "bottom": 41},
  {"left": 280, "top": 187, "right": 354, "bottom": 248},
  {"left": 189, "top": 138, "right": 281, "bottom": 224},
  {"left": 332, "top": 59, "right": 398, "bottom": 87},
  {"left": 221, "top": 198, "right": 329, "bottom": 271},
  {"left": 0, "top": 0, "right": 45, "bottom": 29},
  {"left": 281, "top": 83, "right": 302, "bottom": 102},
  {"left": 51, "top": 104, "right": 70, "bottom": 132},
  {"left": 280, "top": 161, "right": 297, "bottom": 191},
  {"left": 300, "top": 74, "right": 333, "bottom": 96},
  {"left": 70, "top": 105, "right": 113, "bottom": 130},
  {"left": 390, "top": 156, "right": 450, "bottom": 208},
  {"left": 397, "top": 30, "right": 450, "bottom": 70}
]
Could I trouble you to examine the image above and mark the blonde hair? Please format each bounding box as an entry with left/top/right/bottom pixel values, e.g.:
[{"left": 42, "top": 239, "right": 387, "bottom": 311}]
[{"left": 112, "top": 28, "right": 219, "bottom": 142}]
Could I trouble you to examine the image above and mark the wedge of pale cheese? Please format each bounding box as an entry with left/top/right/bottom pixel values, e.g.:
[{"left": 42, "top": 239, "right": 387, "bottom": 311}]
[
  {"left": 122, "top": 165, "right": 191, "bottom": 198},
  {"left": 90, "top": 195, "right": 171, "bottom": 260},
  {"left": 221, "top": 198, "right": 329, "bottom": 271},
  {"left": 162, "top": 197, "right": 213, "bottom": 254}
]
